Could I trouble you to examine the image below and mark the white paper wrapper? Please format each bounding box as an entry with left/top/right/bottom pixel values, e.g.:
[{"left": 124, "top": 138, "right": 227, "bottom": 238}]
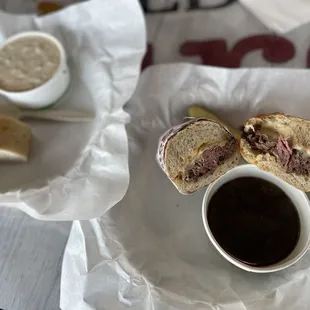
[
  {"left": 240, "top": 0, "right": 310, "bottom": 34},
  {"left": 61, "top": 63, "right": 310, "bottom": 309},
  {"left": 0, "top": 0, "right": 146, "bottom": 220}
]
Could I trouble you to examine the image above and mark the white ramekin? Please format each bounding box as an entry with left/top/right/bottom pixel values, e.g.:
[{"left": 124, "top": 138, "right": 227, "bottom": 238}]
[
  {"left": 202, "top": 164, "right": 310, "bottom": 273},
  {"left": 0, "top": 31, "right": 70, "bottom": 109}
]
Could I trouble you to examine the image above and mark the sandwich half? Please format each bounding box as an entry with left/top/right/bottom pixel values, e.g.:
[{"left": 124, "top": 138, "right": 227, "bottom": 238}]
[
  {"left": 240, "top": 113, "right": 310, "bottom": 191},
  {"left": 159, "top": 118, "right": 240, "bottom": 194}
]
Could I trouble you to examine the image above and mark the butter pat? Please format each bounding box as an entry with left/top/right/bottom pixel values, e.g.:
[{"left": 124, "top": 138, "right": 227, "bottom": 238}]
[{"left": 0, "top": 117, "right": 32, "bottom": 162}]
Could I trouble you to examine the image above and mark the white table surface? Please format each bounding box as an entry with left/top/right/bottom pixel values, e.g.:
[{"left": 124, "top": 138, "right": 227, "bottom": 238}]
[{"left": 0, "top": 208, "right": 71, "bottom": 310}]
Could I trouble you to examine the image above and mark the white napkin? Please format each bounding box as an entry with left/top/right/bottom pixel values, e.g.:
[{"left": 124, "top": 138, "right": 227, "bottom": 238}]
[
  {"left": 0, "top": 0, "right": 146, "bottom": 220},
  {"left": 240, "top": 0, "right": 310, "bottom": 33}
]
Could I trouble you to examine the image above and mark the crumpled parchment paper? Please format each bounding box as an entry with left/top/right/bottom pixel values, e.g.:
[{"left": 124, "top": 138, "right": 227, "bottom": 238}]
[
  {"left": 61, "top": 64, "right": 310, "bottom": 310},
  {"left": 0, "top": 0, "right": 146, "bottom": 220}
]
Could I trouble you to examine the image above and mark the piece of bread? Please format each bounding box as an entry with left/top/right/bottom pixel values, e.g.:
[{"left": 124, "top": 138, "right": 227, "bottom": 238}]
[
  {"left": 162, "top": 119, "right": 240, "bottom": 194},
  {"left": 0, "top": 116, "right": 32, "bottom": 162},
  {"left": 240, "top": 113, "right": 310, "bottom": 191}
]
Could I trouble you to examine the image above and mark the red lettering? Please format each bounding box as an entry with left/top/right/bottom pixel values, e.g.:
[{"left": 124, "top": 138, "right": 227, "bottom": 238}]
[
  {"left": 181, "top": 39, "right": 231, "bottom": 66},
  {"left": 180, "top": 35, "right": 295, "bottom": 67},
  {"left": 307, "top": 47, "right": 310, "bottom": 68},
  {"left": 188, "top": 0, "right": 237, "bottom": 10},
  {"left": 141, "top": 43, "right": 154, "bottom": 71},
  {"left": 233, "top": 36, "right": 295, "bottom": 64},
  {"left": 142, "top": 0, "right": 178, "bottom": 13}
]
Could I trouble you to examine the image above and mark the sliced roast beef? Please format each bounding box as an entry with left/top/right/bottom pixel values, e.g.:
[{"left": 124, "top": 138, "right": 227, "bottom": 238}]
[
  {"left": 287, "top": 149, "right": 310, "bottom": 175},
  {"left": 244, "top": 128, "right": 310, "bottom": 175},
  {"left": 243, "top": 129, "right": 276, "bottom": 152},
  {"left": 185, "top": 139, "right": 237, "bottom": 182},
  {"left": 273, "top": 136, "right": 292, "bottom": 168}
]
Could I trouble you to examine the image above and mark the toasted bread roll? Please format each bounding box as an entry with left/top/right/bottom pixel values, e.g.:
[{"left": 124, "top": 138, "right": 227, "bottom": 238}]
[
  {"left": 157, "top": 118, "right": 240, "bottom": 194},
  {"left": 240, "top": 113, "right": 310, "bottom": 191}
]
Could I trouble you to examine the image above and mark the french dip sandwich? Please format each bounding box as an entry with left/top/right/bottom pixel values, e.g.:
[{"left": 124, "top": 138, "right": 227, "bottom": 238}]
[
  {"left": 240, "top": 113, "right": 310, "bottom": 191},
  {"left": 158, "top": 118, "right": 240, "bottom": 194}
]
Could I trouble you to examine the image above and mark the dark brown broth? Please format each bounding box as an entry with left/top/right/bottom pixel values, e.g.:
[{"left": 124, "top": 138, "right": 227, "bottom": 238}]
[{"left": 207, "top": 177, "right": 300, "bottom": 267}]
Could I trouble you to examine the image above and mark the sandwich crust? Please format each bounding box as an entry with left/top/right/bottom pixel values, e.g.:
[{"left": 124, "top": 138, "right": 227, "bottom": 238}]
[
  {"left": 164, "top": 119, "right": 240, "bottom": 194},
  {"left": 240, "top": 113, "right": 310, "bottom": 192}
]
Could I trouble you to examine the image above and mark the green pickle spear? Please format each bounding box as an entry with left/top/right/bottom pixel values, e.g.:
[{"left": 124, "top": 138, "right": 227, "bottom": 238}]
[{"left": 187, "top": 105, "right": 241, "bottom": 140}]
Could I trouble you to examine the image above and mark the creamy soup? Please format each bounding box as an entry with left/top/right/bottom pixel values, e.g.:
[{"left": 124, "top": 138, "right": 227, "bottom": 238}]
[{"left": 0, "top": 36, "right": 61, "bottom": 92}]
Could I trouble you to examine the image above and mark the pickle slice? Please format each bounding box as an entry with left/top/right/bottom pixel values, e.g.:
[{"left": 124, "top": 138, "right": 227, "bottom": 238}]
[{"left": 187, "top": 105, "right": 241, "bottom": 140}]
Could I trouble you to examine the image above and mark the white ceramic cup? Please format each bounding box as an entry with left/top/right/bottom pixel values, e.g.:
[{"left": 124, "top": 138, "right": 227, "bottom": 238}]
[
  {"left": 202, "top": 164, "right": 310, "bottom": 273},
  {"left": 0, "top": 31, "right": 70, "bottom": 109}
]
